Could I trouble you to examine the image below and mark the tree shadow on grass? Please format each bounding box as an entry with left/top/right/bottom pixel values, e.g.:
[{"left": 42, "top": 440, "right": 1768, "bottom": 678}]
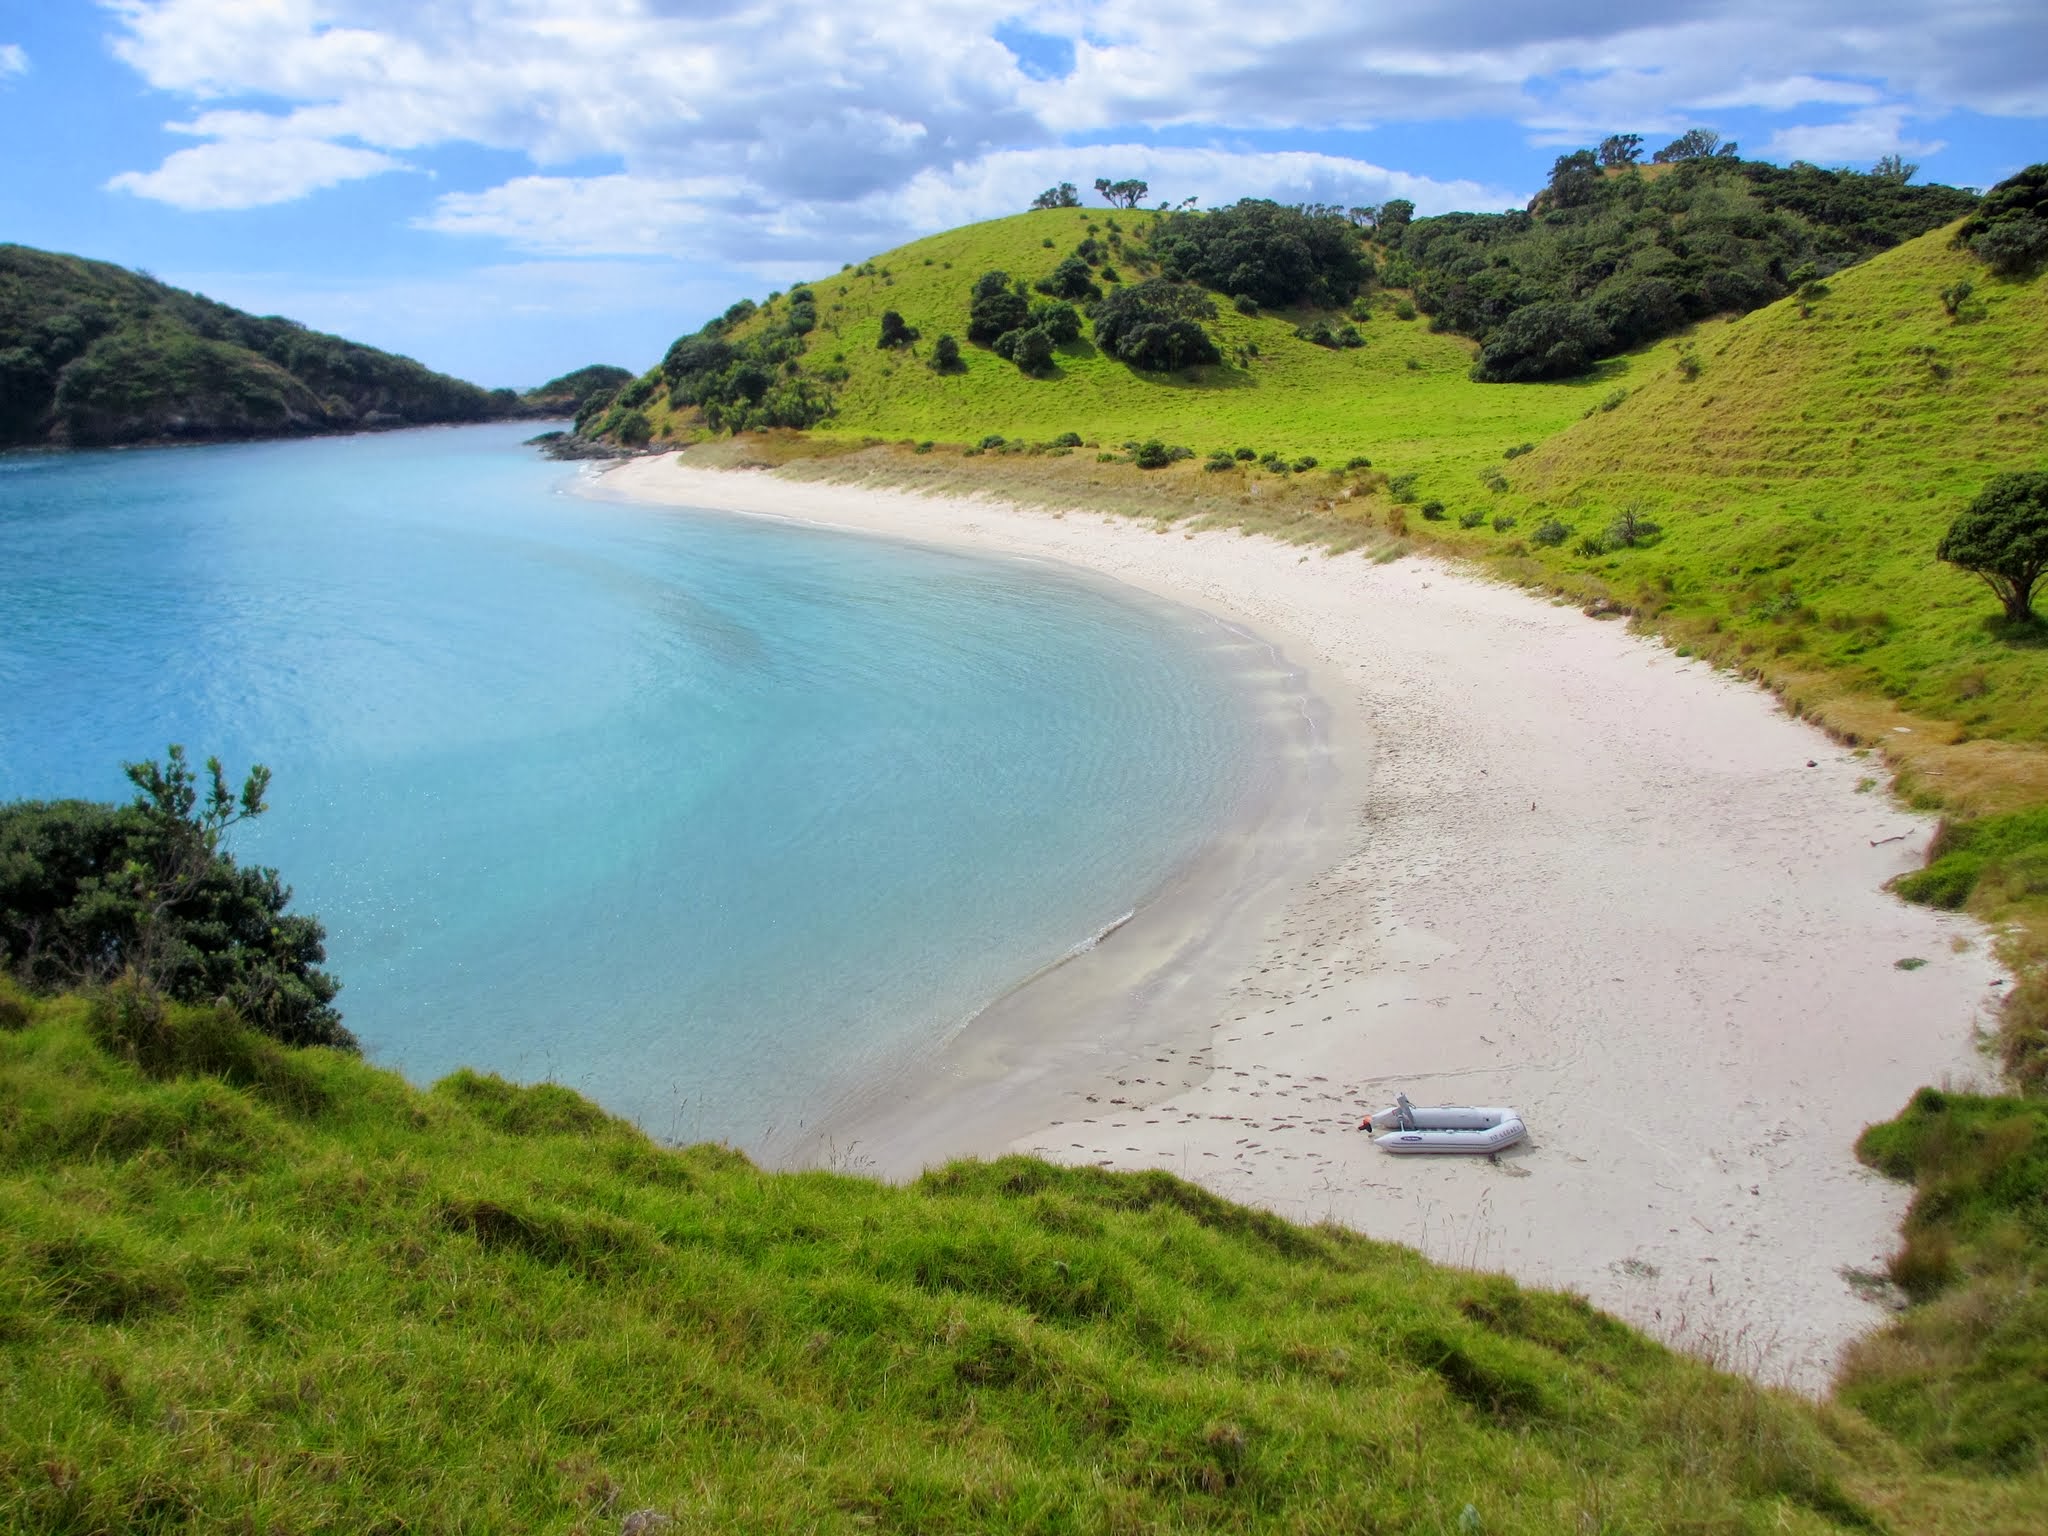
[{"left": 1980, "top": 613, "right": 2048, "bottom": 648}]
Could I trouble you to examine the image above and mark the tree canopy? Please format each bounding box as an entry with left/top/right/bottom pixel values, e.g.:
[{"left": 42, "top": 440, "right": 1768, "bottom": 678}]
[
  {"left": 1094, "top": 178, "right": 1150, "bottom": 209},
  {"left": 1089, "top": 280, "right": 1221, "bottom": 371},
  {"left": 1031, "top": 182, "right": 1082, "bottom": 209},
  {"left": 1938, "top": 472, "right": 2048, "bottom": 624},
  {"left": 1146, "top": 199, "right": 1370, "bottom": 309},
  {"left": 0, "top": 748, "right": 348, "bottom": 1049}
]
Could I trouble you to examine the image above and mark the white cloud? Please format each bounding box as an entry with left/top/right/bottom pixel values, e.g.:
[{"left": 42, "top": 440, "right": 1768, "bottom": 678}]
[
  {"left": 0, "top": 43, "right": 27, "bottom": 78},
  {"left": 95, "top": 1, "right": 2048, "bottom": 242},
  {"left": 1764, "top": 107, "right": 1946, "bottom": 167},
  {"left": 107, "top": 133, "right": 408, "bottom": 210}
]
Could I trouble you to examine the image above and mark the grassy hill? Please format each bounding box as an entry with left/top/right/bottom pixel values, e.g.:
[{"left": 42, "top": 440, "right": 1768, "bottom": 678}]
[
  {"left": 6, "top": 979, "right": 2043, "bottom": 1533},
  {"left": 0, "top": 245, "right": 524, "bottom": 448}
]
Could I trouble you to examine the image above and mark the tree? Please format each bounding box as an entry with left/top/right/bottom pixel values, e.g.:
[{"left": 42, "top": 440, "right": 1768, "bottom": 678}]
[
  {"left": 993, "top": 325, "right": 1056, "bottom": 373},
  {"left": 1031, "top": 182, "right": 1082, "bottom": 209},
  {"left": 1872, "top": 153, "right": 1918, "bottom": 185},
  {"left": 1093, "top": 177, "right": 1150, "bottom": 209},
  {"left": 1469, "top": 301, "right": 1612, "bottom": 383},
  {"left": 1089, "top": 279, "right": 1222, "bottom": 370},
  {"left": 1347, "top": 205, "right": 1380, "bottom": 229},
  {"left": 1653, "top": 128, "right": 1733, "bottom": 163},
  {"left": 1937, "top": 471, "right": 2048, "bottom": 623},
  {"left": 930, "top": 334, "right": 963, "bottom": 372},
  {"left": 1598, "top": 133, "right": 1644, "bottom": 168},
  {"left": 1377, "top": 198, "right": 1415, "bottom": 233},
  {"left": 1034, "top": 255, "right": 1101, "bottom": 302},
  {"left": 966, "top": 272, "right": 1031, "bottom": 344},
  {"left": 1545, "top": 150, "right": 1601, "bottom": 209},
  {"left": 1027, "top": 299, "right": 1082, "bottom": 344},
  {"left": 876, "top": 310, "right": 919, "bottom": 349},
  {"left": 0, "top": 747, "right": 349, "bottom": 1049}
]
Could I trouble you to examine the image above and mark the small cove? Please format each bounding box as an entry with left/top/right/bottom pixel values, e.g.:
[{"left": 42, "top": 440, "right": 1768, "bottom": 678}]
[{"left": 0, "top": 423, "right": 1262, "bottom": 1151}]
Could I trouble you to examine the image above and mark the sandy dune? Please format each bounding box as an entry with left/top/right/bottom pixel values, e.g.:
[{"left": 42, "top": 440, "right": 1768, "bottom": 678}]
[{"left": 591, "top": 454, "right": 2001, "bottom": 1392}]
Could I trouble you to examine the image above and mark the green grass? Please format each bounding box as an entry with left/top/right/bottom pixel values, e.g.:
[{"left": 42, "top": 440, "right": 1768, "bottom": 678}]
[
  {"left": 9, "top": 979, "right": 2010, "bottom": 1534},
  {"left": 642, "top": 209, "right": 1666, "bottom": 495},
  {"left": 1842, "top": 1090, "right": 2048, "bottom": 1473}
]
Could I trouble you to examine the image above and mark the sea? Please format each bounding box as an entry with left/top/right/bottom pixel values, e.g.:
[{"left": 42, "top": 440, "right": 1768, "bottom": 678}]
[{"left": 0, "top": 423, "right": 1257, "bottom": 1152}]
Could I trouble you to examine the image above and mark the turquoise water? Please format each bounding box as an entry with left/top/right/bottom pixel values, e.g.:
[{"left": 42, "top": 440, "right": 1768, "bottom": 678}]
[{"left": 0, "top": 424, "right": 1254, "bottom": 1150}]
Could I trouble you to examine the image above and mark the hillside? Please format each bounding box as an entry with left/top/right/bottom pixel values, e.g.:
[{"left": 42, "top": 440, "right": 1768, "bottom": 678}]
[
  {"left": 0, "top": 245, "right": 523, "bottom": 448},
  {"left": 5, "top": 979, "right": 2041, "bottom": 1533}
]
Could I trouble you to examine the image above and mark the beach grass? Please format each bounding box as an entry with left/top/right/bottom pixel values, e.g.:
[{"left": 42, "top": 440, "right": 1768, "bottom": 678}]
[{"left": 13, "top": 978, "right": 2041, "bottom": 1533}]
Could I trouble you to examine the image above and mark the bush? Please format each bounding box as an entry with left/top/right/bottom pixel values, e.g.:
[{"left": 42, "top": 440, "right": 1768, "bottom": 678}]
[
  {"left": 913, "top": 440, "right": 935, "bottom": 454},
  {"left": 614, "top": 408, "right": 652, "bottom": 445},
  {"left": 876, "top": 310, "right": 919, "bottom": 349},
  {"left": 979, "top": 434, "right": 1007, "bottom": 450},
  {"left": 1090, "top": 280, "right": 1222, "bottom": 370},
  {"left": 967, "top": 272, "right": 1030, "bottom": 344},
  {"left": 1531, "top": 518, "right": 1571, "bottom": 547},
  {"left": 1027, "top": 300, "right": 1083, "bottom": 345},
  {"left": 930, "top": 334, "right": 963, "bottom": 372},
  {"left": 1393, "top": 299, "right": 1417, "bottom": 320},
  {"left": 1420, "top": 500, "right": 1447, "bottom": 521},
  {"left": 1471, "top": 302, "right": 1612, "bottom": 383},
  {"left": 1493, "top": 513, "right": 1519, "bottom": 533},
  {"left": 1387, "top": 472, "right": 1418, "bottom": 503},
  {"left": 1035, "top": 256, "right": 1101, "bottom": 303},
  {"left": 1294, "top": 455, "right": 1318, "bottom": 471},
  {"left": 1458, "top": 510, "right": 1488, "bottom": 529},
  {"left": 1939, "top": 279, "right": 1975, "bottom": 317},
  {"left": 994, "top": 326, "right": 1057, "bottom": 373},
  {"left": 1052, "top": 431, "right": 1083, "bottom": 447},
  {"left": 1345, "top": 455, "right": 1372, "bottom": 470},
  {"left": 1503, "top": 442, "right": 1534, "bottom": 459},
  {"left": 1132, "top": 440, "right": 1174, "bottom": 469},
  {"left": 1605, "top": 505, "right": 1662, "bottom": 548},
  {"left": 1972, "top": 217, "right": 2048, "bottom": 276},
  {"left": 1204, "top": 450, "right": 1236, "bottom": 472},
  {"left": 1232, "top": 294, "right": 1259, "bottom": 315},
  {"left": 1234, "top": 447, "right": 1256, "bottom": 461}
]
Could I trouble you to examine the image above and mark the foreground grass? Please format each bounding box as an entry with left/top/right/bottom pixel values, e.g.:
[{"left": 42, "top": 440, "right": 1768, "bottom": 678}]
[{"left": 11, "top": 980, "right": 2034, "bottom": 1534}]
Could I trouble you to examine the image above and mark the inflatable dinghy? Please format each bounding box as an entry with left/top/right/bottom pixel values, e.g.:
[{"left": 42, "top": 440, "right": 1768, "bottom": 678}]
[{"left": 1363, "top": 1093, "right": 1526, "bottom": 1155}]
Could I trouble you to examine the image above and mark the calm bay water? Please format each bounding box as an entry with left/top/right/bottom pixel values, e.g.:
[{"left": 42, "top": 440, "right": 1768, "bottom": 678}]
[{"left": 0, "top": 424, "right": 1254, "bottom": 1149}]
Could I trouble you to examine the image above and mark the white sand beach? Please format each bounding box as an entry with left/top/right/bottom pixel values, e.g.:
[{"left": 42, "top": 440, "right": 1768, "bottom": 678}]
[{"left": 591, "top": 453, "right": 2002, "bottom": 1393}]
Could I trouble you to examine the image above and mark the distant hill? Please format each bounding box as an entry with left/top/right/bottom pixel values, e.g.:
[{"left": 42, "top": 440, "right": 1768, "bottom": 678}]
[
  {"left": 523, "top": 363, "right": 635, "bottom": 418},
  {"left": 0, "top": 244, "right": 523, "bottom": 448}
]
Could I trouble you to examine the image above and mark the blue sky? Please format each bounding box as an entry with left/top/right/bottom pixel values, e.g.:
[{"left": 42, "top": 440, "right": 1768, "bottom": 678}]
[{"left": 3, "top": 2, "right": 2042, "bottom": 388}]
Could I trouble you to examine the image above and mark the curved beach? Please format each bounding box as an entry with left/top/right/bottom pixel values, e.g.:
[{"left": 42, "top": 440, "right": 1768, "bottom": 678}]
[{"left": 591, "top": 453, "right": 2000, "bottom": 1392}]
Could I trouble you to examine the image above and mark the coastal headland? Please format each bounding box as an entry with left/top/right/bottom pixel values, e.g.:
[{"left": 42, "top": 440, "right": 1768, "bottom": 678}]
[{"left": 594, "top": 452, "right": 2000, "bottom": 1392}]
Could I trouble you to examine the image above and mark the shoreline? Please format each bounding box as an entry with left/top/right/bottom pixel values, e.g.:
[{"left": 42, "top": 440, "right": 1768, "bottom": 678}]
[{"left": 585, "top": 451, "right": 2002, "bottom": 1393}]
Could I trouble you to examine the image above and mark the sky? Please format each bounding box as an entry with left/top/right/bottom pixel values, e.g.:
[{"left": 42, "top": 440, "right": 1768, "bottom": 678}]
[{"left": 2, "top": 2, "right": 2043, "bottom": 388}]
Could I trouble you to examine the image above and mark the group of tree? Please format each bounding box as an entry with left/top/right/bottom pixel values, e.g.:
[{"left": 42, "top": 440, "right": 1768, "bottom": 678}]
[
  {"left": 0, "top": 243, "right": 518, "bottom": 448},
  {"left": 1382, "top": 149, "right": 1979, "bottom": 382},
  {"left": 0, "top": 747, "right": 349, "bottom": 1049},
  {"left": 962, "top": 269, "right": 1089, "bottom": 374},
  {"left": 1954, "top": 161, "right": 2048, "bottom": 276},
  {"left": 1146, "top": 198, "right": 1372, "bottom": 310},
  {"left": 657, "top": 290, "right": 835, "bottom": 434}
]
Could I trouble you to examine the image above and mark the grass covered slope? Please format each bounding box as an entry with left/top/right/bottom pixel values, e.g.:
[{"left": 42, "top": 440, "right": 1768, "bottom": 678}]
[
  {"left": 1404, "top": 226, "right": 2048, "bottom": 748},
  {"left": 0, "top": 981, "right": 1957, "bottom": 1534},
  {"left": 639, "top": 208, "right": 1654, "bottom": 488},
  {"left": 0, "top": 244, "right": 519, "bottom": 447}
]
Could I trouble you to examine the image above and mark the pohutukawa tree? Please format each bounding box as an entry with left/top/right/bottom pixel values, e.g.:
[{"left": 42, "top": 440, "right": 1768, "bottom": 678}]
[{"left": 1937, "top": 471, "right": 2048, "bottom": 623}]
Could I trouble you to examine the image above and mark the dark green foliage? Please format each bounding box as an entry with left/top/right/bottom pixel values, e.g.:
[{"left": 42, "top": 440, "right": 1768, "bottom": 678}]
[
  {"left": 523, "top": 364, "right": 633, "bottom": 416},
  {"left": 1531, "top": 517, "right": 1571, "bottom": 548},
  {"left": 1653, "top": 128, "right": 1736, "bottom": 163},
  {"left": 967, "top": 271, "right": 1031, "bottom": 345},
  {"left": 1031, "top": 182, "right": 1082, "bottom": 210},
  {"left": 0, "top": 749, "right": 346, "bottom": 1050},
  {"left": 1953, "top": 161, "right": 2048, "bottom": 267},
  {"left": 1605, "top": 505, "right": 1662, "bottom": 548},
  {"left": 1027, "top": 300, "right": 1083, "bottom": 345},
  {"left": 0, "top": 244, "right": 511, "bottom": 447},
  {"left": 993, "top": 326, "right": 1056, "bottom": 374},
  {"left": 1598, "top": 133, "right": 1644, "bottom": 168},
  {"left": 1472, "top": 302, "right": 1611, "bottom": 383},
  {"left": 1972, "top": 218, "right": 2048, "bottom": 277},
  {"left": 930, "top": 334, "right": 963, "bottom": 372},
  {"left": 1420, "top": 500, "right": 1447, "bottom": 521},
  {"left": 1089, "top": 280, "right": 1222, "bottom": 371},
  {"left": 1034, "top": 256, "right": 1101, "bottom": 303},
  {"left": 1204, "top": 449, "right": 1235, "bottom": 471},
  {"left": 1937, "top": 471, "right": 2048, "bottom": 622},
  {"left": 784, "top": 287, "right": 818, "bottom": 335},
  {"left": 613, "top": 409, "right": 652, "bottom": 446},
  {"left": 1093, "top": 177, "right": 1149, "bottom": 209},
  {"left": 876, "top": 310, "right": 920, "bottom": 349},
  {"left": 1052, "top": 431, "right": 1083, "bottom": 448},
  {"left": 1293, "top": 318, "right": 1363, "bottom": 349},
  {"left": 1377, "top": 199, "right": 1415, "bottom": 233},
  {"left": 1544, "top": 149, "right": 1602, "bottom": 209},
  {"left": 656, "top": 312, "right": 835, "bottom": 435},
  {"left": 1393, "top": 158, "right": 1976, "bottom": 381},
  {"left": 1146, "top": 200, "right": 1369, "bottom": 309},
  {"left": 1234, "top": 447, "right": 1256, "bottom": 461},
  {"left": 1232, "top": 293, "right": 1259, "bottom": 315},
  {"left": 1131, "top": 440, "right": 1191, "bottom": 470},
  {"left": 1458, "top": 509, "right": 1488, "bottom": 529}
]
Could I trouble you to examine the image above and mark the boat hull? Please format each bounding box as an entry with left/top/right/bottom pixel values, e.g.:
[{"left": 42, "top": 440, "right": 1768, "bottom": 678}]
[{"left": 1366, "top": 1104, "right": 1527, "bottom": 1155}]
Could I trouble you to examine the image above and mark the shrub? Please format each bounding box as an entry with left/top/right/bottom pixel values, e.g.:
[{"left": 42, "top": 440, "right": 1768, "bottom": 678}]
[
  {"left": 1972, "top": 217, "right": 2048, "bottom": 276},
  {"left": 967, "top": 272, "right": 1030, "bottom": 344},
  {"left": 1404, "top": 357, "right": 1422, "bottom": 370},
  {"left": 1481, "top": 470, "right": 1508, "bottom": 493},
  {"left": 1035, "top": 256, "right": 1102, "bottom": 303},
  {"left": 1232, "top": 294, "right": 1259, "bottom": 315},
  {"left": 1393, "top": 299, "right": 1417, "bottom": 320},
  {"left": 1420, "top": 500, "right": 1447, "bottom": 521},
  {"left": 1345, "top": 455, "right": 1372, "bottom": 470},
  {"left": 1598, "top": 387, "right": 1629, "bottom": 412},
  {"left": 1493, "top": 513, "right": 1518, "bottom": 532},
  {"left": 1090, "top": 280, "right": 1222, "bottom": 370},
  {"left": 1939, "top": 279, "right": 1974, "bottom": 317},
  {"left": 1458, "top": 510, "right": 1488, "bottom": 529},
  {"left": 1098, "top": 264, "right": 1121, "bottom": 283},
  {"left": 1387, "top": 473, "right": 1419, "bottom": 503},
  {"left": 1234, "top": 447, "right": 1256, "bottom": 461},
  {"left": 913, "top": 440, "right": 935, "bottom": 454},
  {"left": 1676, "top": 351, "right": 1704, "bottom": 380},
  {"left": 979, "top": 434, "right": 1007, "bottom": 450},
  {"left": 1204, "top": 450, "right": 1236, "bottom": 472},
  {"left": 1027, "top": 300, "right": 1083, "bottom": 345},
  {"left": 1605, "top": 504, "right": 1662, "bottom": 548},
  {"left": 1531, "top": 517, "right": 1571, "bottom": 547},
  {"left": 931, "top": 335, "right": 963, "bottom": 372},
  {"left": 876, "top": 310, "right": 919, "bottom": 349},
  {"left": 1294, "top": 455, "right": 1318, "bottom": 471},
  {"left": 1574, "top": 533, "right": 1609, "bottom": 556},
  {"left": 1471, "top": 302, "right": 1612, "bottom": 383},
  {"left": 1503, "top": 443, "right": 1534, "bottom": 459},
  {"left": 1052, "top": 431, "right": 1083, "bottom": 447},
  {"left": 1133, "top": 440, "right": 1178, "bottom": 469},
  {"left": 614, "top": 408, "right": 652, "bottom": 445},
  {"left": 994, "top": 326, "right": 1057, "bottom": 374}
]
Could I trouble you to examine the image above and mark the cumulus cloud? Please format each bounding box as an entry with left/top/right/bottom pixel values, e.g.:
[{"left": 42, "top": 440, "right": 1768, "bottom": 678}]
[
  {"left": 0, "top": 43, "right": 27, "bottom": 78},
  {"left": 1763, "top": 108, "right": 1947, "bottom": 167},
  {"left": 97, "top": 0, "right": 2048, "bottom": 245}
]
